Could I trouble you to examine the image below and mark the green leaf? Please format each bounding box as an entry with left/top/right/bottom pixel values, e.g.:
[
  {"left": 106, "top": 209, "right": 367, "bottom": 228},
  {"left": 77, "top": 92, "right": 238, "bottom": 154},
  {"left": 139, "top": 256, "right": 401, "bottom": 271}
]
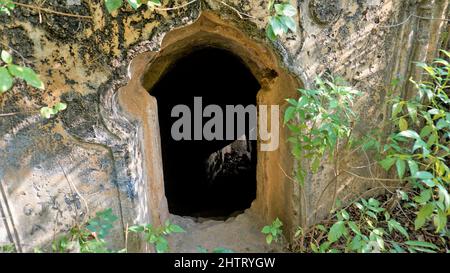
[
  {"left": 261, "top": 226, "right": 271, "bottom": 234},
  {"left": 406, "top": 103, "right": 418, "bottom": 123},
  {"left": 274, "top": 3, "right": 297, "bottom": 16},
  {"left": 0, "top": 66, "right": 13, "bottom": 93},
  {"left": 266, "top": 234, "right": 273, "bottom": 245},
  {"left": 40, "top": 107, "right": 54, "bottom": 119},
  {"left": 396, "top": 159, "right": 406, "bottom": 179},
  {"left": 347, "top": 221, "right": 361, "bottom": 235},
  {"left": 266, "top": 23, "right": 277, "bottom": 41},
  {"left": 279, "top": 15, "right": 296, "bottom": 32},
  {"left": 7, "top": 64, "right": 44, "bottom": 89},
  {"left": 388, "top": 219, "right": 409, "bottom": 239},
  {"left": 340, "top": 210, "right": 350, "bottom": 220},
  {"left": 53, "top": 102, "right": 67, "bottom": 112},
  {"left": 1, "top": 50, "right": 12, "bottom": 64},
  {"left": 269, "top": 16, "right": 287, "bottom": 37},
  {"left": 310, "top": 242, "right": 319, "bottom": 253},
  {"left": 379, "top": 157, "right": 396, "bottom": 171},
  {"left": 86, "top": 208, "right": 118, "bottom": 239},
  {"left": 127, "top": 0, "right": 142, "bottom": 9},
  {"left": 405, "top": 240, "right": 438, "bottom": 250},
  {"left": 155, "top": 237, "right": 168, "bottom": 253},
  {"left": 147, "top": 0, "right": 161, "bottom": 7},
  {"left": 168, "top": 224, "right": 185, "bottom": 233},
  {"left": 328, "top": 221, "right": 346, "bottom": 243},
  {"left": 366, "top": 210, "right": 378, "bottom": 220},
  {"left": 414, "top": 189, "right": 432, "bottom": 204},
  {"left": 433, "top": 209, "right": 447, "bottom": 232},
  {"left": 419, "top": 125, "right": 433, "bottom": 138},
  {"left": 392, "top": 102, "right": 403, "bottom": 118},
  {"left": 284, "top": 106, "right": 296, "bottom": 124},
  {"left": 105, "top": 0, "right": 123, "bottom": 13},
  {"left": 437, "top": 184, "right": 450, "bottom": 208},
  {"left": 413, "top": 171, "right": 434, "bottom": 180},
  {"left": 397, "top": 130, "right": 420, "bottom": 140},
  {"left": 128, "top": 225, "right": 145, "bottom": 233},
  {"left": 407, "top": 160, "right": 419, "bottom": 177},
  {"left": 399, "top": 117, "right": 408, "bottom": 131},
  {"left": 414, "top": 203, "right": 434, "bottom": 230}
]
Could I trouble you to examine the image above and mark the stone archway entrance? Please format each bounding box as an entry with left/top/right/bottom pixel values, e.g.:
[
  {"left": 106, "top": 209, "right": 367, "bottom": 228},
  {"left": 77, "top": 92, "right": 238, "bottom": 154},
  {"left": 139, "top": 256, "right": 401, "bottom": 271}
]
[
  {"left": 151, "top": 47, "right": 259, "bottom": 219},
  {"left": 116, "top": 12, "right": 301, "bottom": 251}
]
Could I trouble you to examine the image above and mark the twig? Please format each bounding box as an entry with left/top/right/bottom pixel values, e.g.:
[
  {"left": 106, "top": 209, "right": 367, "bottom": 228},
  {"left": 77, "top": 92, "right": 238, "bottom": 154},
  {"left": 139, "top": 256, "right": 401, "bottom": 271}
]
[
  {"left": 343, "top": 169, "right": 404, "bottom": 182},
  {"left": 396, "top": 200, "right": 414, "bottom": 226},
  {"left": 0, "top": 42, "right": 33, "bottom": 65},
  {"left": 347, "top": 161, "right": 378, "bottom": 169},
  {"left": 214, "top": 0, "right": 257, "bottom": 19},
  {"left": 12, "top": 1, "right": 93, "bottom": 19},
  {"left": 278, "top": 162, "right": 297, "bottom": 184},
  {"left": 330, "top": 140, "right": 340, "bottom": 212},
  {"left": 362, "top": 149, "right": 394, "bottom": 194}
]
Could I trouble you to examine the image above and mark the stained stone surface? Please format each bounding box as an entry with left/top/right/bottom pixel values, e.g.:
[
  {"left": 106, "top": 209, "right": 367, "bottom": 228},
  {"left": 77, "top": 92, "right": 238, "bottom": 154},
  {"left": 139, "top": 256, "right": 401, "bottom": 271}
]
[{"left": 309, "top": 0, "right": 341, "bottom": 25}]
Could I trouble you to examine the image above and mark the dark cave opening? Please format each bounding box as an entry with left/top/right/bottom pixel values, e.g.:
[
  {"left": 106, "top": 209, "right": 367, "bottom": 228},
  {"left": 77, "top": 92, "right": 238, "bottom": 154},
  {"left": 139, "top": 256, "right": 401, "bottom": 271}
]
[{"left": 151, "top": 47, "right": 260, "bottom": 219}]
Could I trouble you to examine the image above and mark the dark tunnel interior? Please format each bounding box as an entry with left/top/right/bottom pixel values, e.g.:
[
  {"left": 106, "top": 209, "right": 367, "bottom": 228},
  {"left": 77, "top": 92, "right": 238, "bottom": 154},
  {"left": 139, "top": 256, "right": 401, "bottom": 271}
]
[{"left": 150, "top": 47, "right": 261, "bottom": 219}]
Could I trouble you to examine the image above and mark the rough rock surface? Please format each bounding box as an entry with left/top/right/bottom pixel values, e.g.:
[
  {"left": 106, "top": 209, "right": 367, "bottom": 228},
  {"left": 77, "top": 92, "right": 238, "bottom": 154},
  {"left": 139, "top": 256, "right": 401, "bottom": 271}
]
[{"left": 169, "top": 209, "right": 282, "bottom": 253}]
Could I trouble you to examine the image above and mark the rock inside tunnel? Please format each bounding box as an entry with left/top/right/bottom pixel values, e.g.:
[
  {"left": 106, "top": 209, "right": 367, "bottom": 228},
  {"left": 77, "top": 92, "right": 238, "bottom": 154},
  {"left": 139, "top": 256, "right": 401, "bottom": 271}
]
[{"left": 151, "top": 47, "right": 260, "bottom": 219}]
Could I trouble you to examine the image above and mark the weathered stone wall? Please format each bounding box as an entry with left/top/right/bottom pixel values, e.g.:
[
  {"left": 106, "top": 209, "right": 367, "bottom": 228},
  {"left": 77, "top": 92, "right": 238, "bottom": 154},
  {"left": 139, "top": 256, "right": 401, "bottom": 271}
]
[{"left": 0, "top": 0, "right": 448, "bottom": 252}]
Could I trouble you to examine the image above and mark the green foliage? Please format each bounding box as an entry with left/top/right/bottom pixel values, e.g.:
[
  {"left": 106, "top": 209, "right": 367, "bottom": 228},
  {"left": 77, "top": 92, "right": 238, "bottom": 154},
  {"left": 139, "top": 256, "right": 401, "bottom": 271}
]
[
  {"left": 0, "top": 50, "right": 44, "bottom": 93},
  {"left": 308, "top": 197, "right": 440, "bottom": 253},
  {"left": 266, "top": 1, "right": 297, "bottom": 41},
  {"left": 1, "top": 49, "right": 67, "bottom": 119},
  {"left": 34, "top": 209, "right": 185, "bottom": 253},
  {"left": 52, "top": 226, "right": 110, "bottom": 253},
  {"left": 40, "top": 102, "right": 67, "bottom": 119},
  {"left": 261, "top": 218, "right": 283, "bottom": 245},
  {"left": 52, "top": 208, "right": 118, "bottom": 253},
  {"left": 284, "top": 75, "right": 362, "bottom": 184},
  {"left": 86, "top": 208, "right": 118, "bottom": 239},
  {"left": 0, "top": 244, "right": 16, "bottom": 253},
  {"left": 128, "top": 220, "right": 185, "bottom": 253},
  {"left": 104, "top": 0, "right": 161, "bottom": 13},
  {"left": 0, "top": 0, "right": 14, "bottom": 15},
  {"left": 105, "top": 0, "right": 123, "bottom": 12},
  {"left": 291, "top": 50, "right": 449, "bottom": 253},
  {"left": 381, "top": 51, "right": 450, "bottom": 234}
]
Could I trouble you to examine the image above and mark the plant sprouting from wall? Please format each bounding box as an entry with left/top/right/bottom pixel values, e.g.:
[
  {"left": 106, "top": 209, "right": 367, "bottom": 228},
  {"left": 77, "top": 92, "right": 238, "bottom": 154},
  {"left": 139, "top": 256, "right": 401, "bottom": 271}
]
[
  {"left": 266, "top": 0, "right": 297, "bottom": 41},
  {"left": 0, "top": 49, "right": 67, "bottom": 119},
  {"left": 0, "top": 50, "right": 44, "bottom": 92}
]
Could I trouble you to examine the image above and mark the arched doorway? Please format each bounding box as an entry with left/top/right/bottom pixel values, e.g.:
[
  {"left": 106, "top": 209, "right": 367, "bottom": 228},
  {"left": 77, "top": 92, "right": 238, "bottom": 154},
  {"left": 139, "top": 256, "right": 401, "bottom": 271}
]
[{"left": 151, "top": 47, "right": 260, "bottom": 218}]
